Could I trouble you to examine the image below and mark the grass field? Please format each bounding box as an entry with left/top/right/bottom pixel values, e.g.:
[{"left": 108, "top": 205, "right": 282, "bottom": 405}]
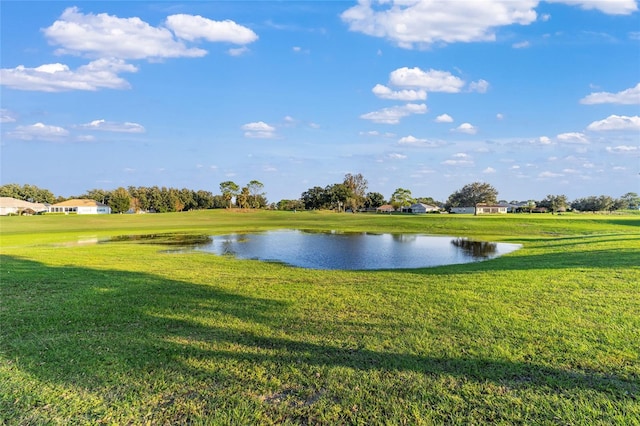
[{"left": 1, "top": 210, "right": 639, "bottom": 424}]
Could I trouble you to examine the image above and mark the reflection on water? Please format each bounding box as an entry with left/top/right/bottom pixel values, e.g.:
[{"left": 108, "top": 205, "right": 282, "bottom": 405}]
[
  {"left": 451, "top": 238, "right": 498, "bottom": 258},
  {"left": 202, "top": 230, "right": 520, "bottom": 270}
]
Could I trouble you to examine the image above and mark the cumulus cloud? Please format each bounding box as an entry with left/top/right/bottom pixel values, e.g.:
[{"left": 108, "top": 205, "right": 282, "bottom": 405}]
[
  {"left": 78, "top": 119, "right": 145, "bottom": 133},
  {"left": 580, "top": 83, "right": 640, "bottom": 105},
  {"left": 557, "top": 132, "right": 589, "bottom": 143},
  {"left": 435, "top": 114, "right": 454, "bottom": 123},
  {"left": 0, "top": 58, "right": 137, "bottom": 92},
  {"left": 228, "top": 46, "right": 250, "bottom": 56},
  {"left": 165, "top": 14, "right": 258, "bottom": 44},
  {"left": 340, "top": 0, "right": 538, "bottom": 49},
  {"left": 397, "top": 135, "right": 443, "bottom": 147},
  {"left": 483, "top": 167, "right": 497, "bottom": 173},
  {"left": 537, "top": 136, "right": 553, "bottom": 145},
  {"left": 453, "top": 123, "right": 478, "bottom": 134},
  {"left": 242, "top": 121, "right": 277, "bottom": 138},
  {"left": 586, "top": 115, "right": 640, "bottom": 131},
  {"left": 360, "top": 103, "right": 427, "bottom": 124},
  {"left": 43, "top": 7, "right": 207, "bottom": 60},
  {"left": 389, "top": 67, "right": 465, "bottom": 93},
  {"left": 372, "top": 84, "right": 427, "bottom": 101},
  {"left": 7, "top": 122, "right": 69, "bottom": 141},
  {"left": 442, "top": 154, "right": 474, "bottom": 166},
  {"left": 546, "top": 0, "right": 638, "bottom": 15}
]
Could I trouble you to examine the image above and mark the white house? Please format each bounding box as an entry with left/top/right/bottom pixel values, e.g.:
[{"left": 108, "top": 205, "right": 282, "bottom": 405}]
[
  {"left": 49, "top": 199, "right": 111, "bottom": 214},
  {"left": 403, "top": 203, "right": 439, "bottom": 214},
  {"left": 450, "top": 205, "right": 507, "bottom": 214},
  {"left": 0, "top": 197, "right": 48, "bottom": 215}
]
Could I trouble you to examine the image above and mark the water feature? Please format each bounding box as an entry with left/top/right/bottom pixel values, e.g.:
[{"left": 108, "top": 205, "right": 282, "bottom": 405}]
[{"left": 200, "top": 230, "right": 520, "bottom": 270}]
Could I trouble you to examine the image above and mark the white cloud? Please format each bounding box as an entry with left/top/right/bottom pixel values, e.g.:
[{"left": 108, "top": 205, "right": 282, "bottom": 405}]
[
  {"left": 43, "top": 7, "right": 207, "bottom": 60},
  {"left": 538, "top": 171, "right": 564, "bottom": 178},
  {"left": 546, "top": 0, "right": 638, "bottom": 15},
  {"left": 453, "top": 152, "right": 470, "bottom": 158},
  {"left": 435, "top": 114, "right": 454, "bottom": 123},
  {"left": 586, "top": 115, "right": 640, "bottom": 131},
  {"left": 341, "top": 0, "right": 538, "bottom": 49},
  {"left": 397, "top": 135, "right": 442, "bottom": 147},
  {"left": 78, "top": 119, "right": 145, "bottom": 133},
  {"left": 242, "top": 121, "right": 277, "bottom": 138},
  {"left": 557, "top": 132, "right": 589, "bottom": 143},
  {"left": 7, "top": 122, "right": 69, "bottom": 141},
  {"left": 606, "top": 145, "right": 639, "bottom": 154},
  {"left": 483, "top": 167, "right": 497, "bottom": 173},
  {"left": 468, "top": 79, "right": 490, "bottom": 93},
  {"left": 0, "top": 109, "right": 17, "bottom": 123},
  {"left": 165, "top": 14, "right": 257, "bottom": 44},
  {"left": 228, "top": 46, "right": 250, "bottom": 56},
  {"left": 389, "top": 67, "right": 465, "bottom": 92},
  {"left": 372, "top": 84, "right": 427, "bottom": 101},
  {"left": 512, "top": 41, "right": 531, "bottom": 48},
  {"left": 360, "top": 103, "right": 427, "bottom": 124},
  {"left": 388, "top": 153, "right": 407, "bottom": 160},
  {"left": 496, "top": 113, "right": 504, "bottom": 120},
  {"left": 580, "top": 83, "right": 640, "bottom": 105},
  {"left": 0, "top": 58, "right": 137, "bottom": 92},
  {"left": 453, "top": 123, "right": 478, "bottom": 134},
  {"left": 538, "top": 136, "right": 553, "bottom": 145}
]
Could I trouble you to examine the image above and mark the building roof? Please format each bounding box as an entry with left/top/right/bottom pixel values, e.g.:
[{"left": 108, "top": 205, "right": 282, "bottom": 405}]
[
  {"left": 51, "top": 198, "right": 109, "bottom": 207},
  {"left": 0, "top": 197, "right": 47, "bottom": 209}
]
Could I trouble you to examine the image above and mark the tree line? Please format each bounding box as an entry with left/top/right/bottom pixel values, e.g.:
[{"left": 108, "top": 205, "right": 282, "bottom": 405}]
[{"left": 1, "top": 180, "right": 638, "bottom": 214}]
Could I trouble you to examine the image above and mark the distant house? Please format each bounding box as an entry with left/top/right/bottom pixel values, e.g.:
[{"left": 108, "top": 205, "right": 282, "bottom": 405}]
[
  {"left": 0, "top": 197, "right": 48, "bottom": 216},
  {"left": 450, "top": 204, "right": 508, "bottom": 214},
  {"left": 404, "top": 203, "right": 439, "bottom": 214},
  {"left": 449, "top": 206, "right": 476, "bottom": 214},
  {"left": 476, "top": 204, "right": 508, "bottom": 214},
  {"left": 376, "top": 204, "right": 395, "bottom": 213},
  {"left": 49, "top": 199, "right": 111, "bottom": 214}
]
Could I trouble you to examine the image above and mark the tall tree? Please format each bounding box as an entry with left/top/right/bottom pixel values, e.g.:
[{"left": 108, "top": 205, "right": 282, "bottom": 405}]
[
  {"left": 446, "top": 182, "right": 498, "bottom": 215},
  {"left": 219, "top": 181, "right": 239, "bottom": 209},
  {"left": 109, "top": 187, "right": 131, "bottom": 214},
  {"left": 540, "top": 194, "right": 568, "bottom": 214},
  {"left": 620, "top": 192, "right": 640, "bottom": 209},
  {"left": 364, "top": 192, "right": 386, "bottom": 209},
  {"left": 247, "top": 180, "right": 265, "bottom": 208},
  {"left": 390, "top": 188, "right": 414, "bottom": 211},
  {"left": 301, "top": 186, "right": 326, "bottom": 210},
  {"left": 343, "top": 173, "right": 368, "bottom": 212}
]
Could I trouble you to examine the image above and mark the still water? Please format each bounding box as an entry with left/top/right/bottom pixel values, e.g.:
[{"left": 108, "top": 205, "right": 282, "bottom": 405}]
[{"left": 198, "top": 230, "right": 520, "bottom": 270}]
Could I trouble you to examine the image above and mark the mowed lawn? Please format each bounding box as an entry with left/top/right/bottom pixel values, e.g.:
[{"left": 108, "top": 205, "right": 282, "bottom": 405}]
[{"left": 1, "top": 210, "right": 639, "bottom": 424}]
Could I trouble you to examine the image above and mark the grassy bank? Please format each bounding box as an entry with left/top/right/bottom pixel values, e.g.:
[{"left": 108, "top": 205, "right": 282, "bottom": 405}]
[{"left": 1, "top": 211, "right": 639, "bottom": 424}]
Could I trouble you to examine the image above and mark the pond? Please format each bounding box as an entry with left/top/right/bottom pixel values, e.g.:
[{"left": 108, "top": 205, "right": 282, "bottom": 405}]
[{"left": 196, "top": 230, "right": 520, "bottom": 270}]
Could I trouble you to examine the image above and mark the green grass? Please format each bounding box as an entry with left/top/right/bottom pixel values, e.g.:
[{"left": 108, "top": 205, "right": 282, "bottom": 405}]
[{"left": 1, "top": 210, "right": 639, "bottom": 424}]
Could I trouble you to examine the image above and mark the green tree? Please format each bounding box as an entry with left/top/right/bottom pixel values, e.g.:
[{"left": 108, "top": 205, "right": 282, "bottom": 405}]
[
  {"left": 108, "top": 187, "right": 131, "bottom": 214},
  {"left": 390, "top": 188, "right": 414, "bottom": 211},
  {"left": 446, "top": 182, "right": 498, "bottom": 215},
  {"left": 325, "top": 183, "right": 350, "bottom": 211},
  {"left": 237, "top": 186, "right": 250, "bottom": 209},
  {"left": 540, "top": 194, "right": 568, "bottom": 214},
  {"left": 343, "top": 173, "right": 368, "bottom": 212},
  {"left": 364, "top": 192, "right": 386, "bottom": 209},
  {"left": 219, "top": 181, "right": 239, "bottom": 209},
  {"left": 620, "top": 192, "right": 640, "bottom": 209},
  {"left": 301, "top": 186, "right": 326, "bottom": 210},
  {"left": 247, "top": 180, "right": 265, "bottom": 208}
]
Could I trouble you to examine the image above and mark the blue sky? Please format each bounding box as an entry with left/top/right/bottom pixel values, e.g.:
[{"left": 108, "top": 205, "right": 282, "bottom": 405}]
[{"left": 1, "top": 1, "right": 639, "bottom": 203}]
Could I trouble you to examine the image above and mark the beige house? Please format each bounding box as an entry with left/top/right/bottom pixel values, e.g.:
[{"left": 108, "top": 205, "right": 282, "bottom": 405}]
[
  {"left": 0, "top": 197, "right": 48, "bottom": 215},
  {"left": 49, "top": 199, "right": 111, "bottom": 214}
]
